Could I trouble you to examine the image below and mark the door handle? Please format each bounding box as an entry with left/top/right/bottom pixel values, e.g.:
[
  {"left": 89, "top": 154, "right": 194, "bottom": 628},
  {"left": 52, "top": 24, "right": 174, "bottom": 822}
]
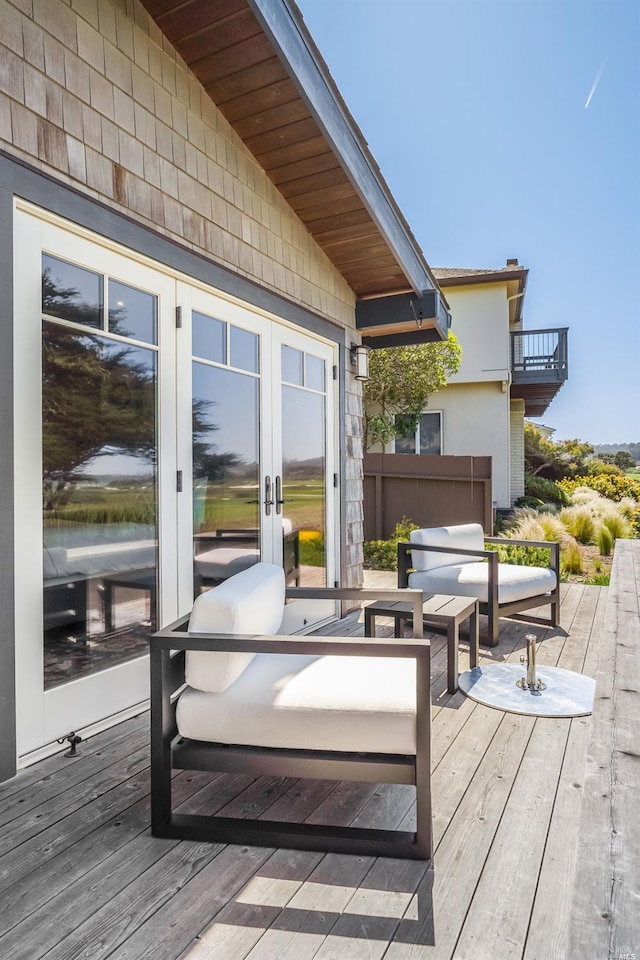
[
  {"left": 264, "top": 475, "right": 273, "bottom": 516},
  {"left": 275, "top": 475, "right": 290, "bottom": 514}
]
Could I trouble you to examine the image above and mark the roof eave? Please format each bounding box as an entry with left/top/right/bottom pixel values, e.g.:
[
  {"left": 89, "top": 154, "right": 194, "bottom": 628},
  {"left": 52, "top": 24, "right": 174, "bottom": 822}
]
[{"left": 247, "top": 0, "right": 437, "bottom": 298}]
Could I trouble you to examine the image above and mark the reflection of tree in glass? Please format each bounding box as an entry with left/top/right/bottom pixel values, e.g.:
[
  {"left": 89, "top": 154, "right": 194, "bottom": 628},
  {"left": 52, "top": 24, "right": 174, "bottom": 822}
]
[
  {"left": 42, "top": 323, "right": 156, "bottom": 510},
  {"left": 42, "top": 267, "right": 102, "bottom": 327},
  {"left": 43, "top": 266, "right": 132, "bottom": 333},
  {"left": 108, "top": 305, "right": 132, "bottom": 337},
  {"left": 192, "top": 396, "right": 242, "bottom": 481}
]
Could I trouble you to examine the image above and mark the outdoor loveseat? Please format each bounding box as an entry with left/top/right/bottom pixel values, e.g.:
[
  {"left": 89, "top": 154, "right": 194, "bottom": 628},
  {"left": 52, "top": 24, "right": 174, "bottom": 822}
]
[
  {"left": 398, "top": 523, "right": 560, "bottom": 646},
  {"left": 150, "top": 562, "right": 433, "bottom": 859}
]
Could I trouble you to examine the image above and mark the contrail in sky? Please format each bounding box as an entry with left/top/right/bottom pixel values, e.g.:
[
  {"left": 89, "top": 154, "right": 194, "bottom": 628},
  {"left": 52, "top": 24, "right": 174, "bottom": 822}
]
[{"left": 585, "top": 62, "right": 606, "bottom": 109}]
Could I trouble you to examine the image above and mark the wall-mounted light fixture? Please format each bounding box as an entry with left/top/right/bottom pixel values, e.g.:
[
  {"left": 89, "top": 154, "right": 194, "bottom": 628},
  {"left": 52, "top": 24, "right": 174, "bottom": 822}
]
[{"left": 350, "top": 342, "right": 370, "bottom": 381}]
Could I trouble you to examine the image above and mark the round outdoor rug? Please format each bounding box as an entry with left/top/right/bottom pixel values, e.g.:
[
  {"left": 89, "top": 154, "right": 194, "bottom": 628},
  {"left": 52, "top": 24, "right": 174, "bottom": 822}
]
[{"left": 458, "top": 663, "right": 596, "bottom": 717}]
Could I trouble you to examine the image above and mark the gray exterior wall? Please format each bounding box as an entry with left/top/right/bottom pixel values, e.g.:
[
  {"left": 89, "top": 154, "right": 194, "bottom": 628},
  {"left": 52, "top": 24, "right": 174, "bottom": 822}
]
[{"left": 0, "top": 184, "right": 16, "bottom": 784}]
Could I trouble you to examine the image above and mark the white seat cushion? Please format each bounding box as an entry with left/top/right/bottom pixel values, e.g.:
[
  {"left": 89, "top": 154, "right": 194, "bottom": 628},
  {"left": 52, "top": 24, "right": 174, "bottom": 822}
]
[
  {"left": 177, "top": 652, "right": 417, "bottom": 755},
  {"left": 194, "top": 547, "right": 259, "bottom": 581},
  {"left": 408, "top": 562, "right": 557, "bottom": 605},
  {"left": 186, "top": 562, "right": 285, "bottom": 693},
  {"left": 43, "top": 541, "right": 157, "bottom": 579},
  {"left": 410, "top": 524, "right": 485, "bottom": 571}
]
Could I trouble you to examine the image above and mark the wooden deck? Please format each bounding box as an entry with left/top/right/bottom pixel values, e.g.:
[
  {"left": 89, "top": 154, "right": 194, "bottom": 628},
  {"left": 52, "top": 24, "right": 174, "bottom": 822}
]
[{"left": 0, "top": 577, "right": 627, "bottom": 960}]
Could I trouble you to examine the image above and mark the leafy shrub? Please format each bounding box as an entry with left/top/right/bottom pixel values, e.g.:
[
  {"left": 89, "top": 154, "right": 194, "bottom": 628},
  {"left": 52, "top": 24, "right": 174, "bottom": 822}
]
[
  {"left": 537, "top": 503, "right": 560, "bottom": 514},
  {"left": 363, "top": 539, "right": 398, "bottom": 571},
  {"left": 363, "top": 517, "right": 420, "bottom": 571},
  {"left": 558, "top": 474, "right": 640, "bottom": 503},
  {"left": 514, "top": 495, "right": 544, "bottom": 510},
  {"left": 488, "top": 542, "right": 555, "bottom": 567},
  {"left": 586, "top": 458, "right": 623, "bottom": 476},
  {"left": 632, "top": 508, "right": 640, "bottom": 539},
  {"left": 584, "top": 573, "right": 611, "bottom": 586},
  {"left": 524, "top": 474, "right": 570, "bottom": 506}
]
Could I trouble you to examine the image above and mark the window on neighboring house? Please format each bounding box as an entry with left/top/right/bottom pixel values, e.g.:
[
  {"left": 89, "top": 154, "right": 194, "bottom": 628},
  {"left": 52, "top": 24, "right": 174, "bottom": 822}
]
[{"left": 395, "top": 411, "right": 443, "bottom": 455}]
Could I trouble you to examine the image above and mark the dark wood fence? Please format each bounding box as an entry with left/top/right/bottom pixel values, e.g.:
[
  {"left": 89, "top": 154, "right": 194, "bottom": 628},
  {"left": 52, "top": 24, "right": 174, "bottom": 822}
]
[{"left": 364, "top": 453, "right": 493, "bottom": 540}]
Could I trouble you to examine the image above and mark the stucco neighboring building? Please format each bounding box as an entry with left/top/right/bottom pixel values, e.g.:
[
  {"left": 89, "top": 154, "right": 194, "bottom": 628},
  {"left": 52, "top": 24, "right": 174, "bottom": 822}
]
[
  {"left": 433, "top": 261, "right": 568, "bottom": 509},
  {"left": 0, "top": 0, "right": 449, "bottom": 778},
  {"left": 384, "top": 260, "right": 568, "bottom": 511}
]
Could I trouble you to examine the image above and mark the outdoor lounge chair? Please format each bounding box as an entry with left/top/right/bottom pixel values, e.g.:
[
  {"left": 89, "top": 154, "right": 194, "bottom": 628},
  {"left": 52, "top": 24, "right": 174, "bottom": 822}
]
[
  {"left": 150, "top": 562, "right": 432, "bottom": 860},
  {"left": 193, "top": 524, "right": 300, "bottom": 591},
  {"left": 398, "top": 523, "right": 560, "bottom": 647}
]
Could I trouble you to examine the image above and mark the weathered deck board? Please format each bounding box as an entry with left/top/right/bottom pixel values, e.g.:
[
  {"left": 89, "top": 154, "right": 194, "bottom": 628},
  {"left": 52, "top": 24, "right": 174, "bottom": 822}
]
[
  {"left": 455, "top": 716, "right": 572, "bottom": 959},
  {"left": 0, "top": 578, "right": 631, "bottom": 960},
  {"left": 567, "top": 540, "right": 640, "bottom": 960},
  {"left": 523, "top": 583, "right": 606, "bottom": 960}
]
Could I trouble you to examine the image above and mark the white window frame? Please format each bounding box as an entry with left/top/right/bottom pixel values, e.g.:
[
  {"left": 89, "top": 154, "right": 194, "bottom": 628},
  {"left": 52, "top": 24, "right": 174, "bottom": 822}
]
[{"left": 394, "top": 410, "right": 443, "bottom": 455}]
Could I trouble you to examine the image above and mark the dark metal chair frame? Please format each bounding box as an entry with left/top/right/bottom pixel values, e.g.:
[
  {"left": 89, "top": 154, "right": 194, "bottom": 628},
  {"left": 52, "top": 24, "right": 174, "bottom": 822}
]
[
  {"left": 398, "top": 538, "right": 560, "bottom": 647},
  {"left": 150, "top": 586, "right": 432, "bottom": 860}
]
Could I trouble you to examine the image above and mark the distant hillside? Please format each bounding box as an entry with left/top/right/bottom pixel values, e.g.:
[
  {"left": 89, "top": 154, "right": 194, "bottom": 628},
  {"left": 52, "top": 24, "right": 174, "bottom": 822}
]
[{"left": 593, "top": 442, "right": 640, "bottom": 461}]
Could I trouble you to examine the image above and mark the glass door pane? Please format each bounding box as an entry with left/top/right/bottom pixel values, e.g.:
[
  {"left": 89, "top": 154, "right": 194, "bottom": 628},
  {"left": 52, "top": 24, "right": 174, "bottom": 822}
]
[
  {"left": 42, "top": 268, "right": 159, "bottom": 689},
  {"left": 192, "top": 313, "right": 261, "bottom": 593},
  {"left": 281, "top": 348, "right": 327, "bottom": 587}
]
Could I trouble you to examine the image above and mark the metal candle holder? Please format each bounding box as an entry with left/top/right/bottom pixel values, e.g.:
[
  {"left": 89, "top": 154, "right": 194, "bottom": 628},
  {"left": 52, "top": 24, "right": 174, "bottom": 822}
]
[{"left": 516, "top": 633, "right": 547, "bottom": 693}]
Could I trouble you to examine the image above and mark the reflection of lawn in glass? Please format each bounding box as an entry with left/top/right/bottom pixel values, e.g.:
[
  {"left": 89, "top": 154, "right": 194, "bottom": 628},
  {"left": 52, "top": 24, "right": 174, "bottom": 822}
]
[
  {"left": 282, "top": 479, "right": 325, "bottom": 532},
  {"left": 196, "top": 480, "right": 325, "bottom": 533},
  {"left": 44, "top": 483, "right": 156, "bottom": 535},
  {"left": 196, "top": 486, "right": 261, "bottom": 532}
]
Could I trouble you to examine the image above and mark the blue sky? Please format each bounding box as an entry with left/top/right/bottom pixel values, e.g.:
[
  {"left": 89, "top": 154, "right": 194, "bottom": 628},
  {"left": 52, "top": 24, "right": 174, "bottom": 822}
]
[{"left": 296, "top": 0, "right": 640, "bottom": 445}]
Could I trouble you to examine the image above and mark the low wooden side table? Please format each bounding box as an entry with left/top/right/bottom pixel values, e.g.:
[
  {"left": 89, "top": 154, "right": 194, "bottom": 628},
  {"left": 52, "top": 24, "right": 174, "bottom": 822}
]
[{"left": 364, "top": 594, "right": 479, "bottom": 694}]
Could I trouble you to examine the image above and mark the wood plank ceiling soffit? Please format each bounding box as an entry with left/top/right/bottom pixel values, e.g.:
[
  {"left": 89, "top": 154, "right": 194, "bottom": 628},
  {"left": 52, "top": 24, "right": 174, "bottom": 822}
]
[{"left": 140, "top": 0, "right": 439, "bottom": 301}]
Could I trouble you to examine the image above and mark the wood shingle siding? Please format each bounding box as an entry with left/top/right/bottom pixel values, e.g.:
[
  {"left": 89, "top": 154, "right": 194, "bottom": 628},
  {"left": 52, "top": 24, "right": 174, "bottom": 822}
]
[
  {"left": 0, "top": 0, "right": 357, "bottom": 328},
  {"left": 139, "top": 0, "right": 438, "bottom": 298}
]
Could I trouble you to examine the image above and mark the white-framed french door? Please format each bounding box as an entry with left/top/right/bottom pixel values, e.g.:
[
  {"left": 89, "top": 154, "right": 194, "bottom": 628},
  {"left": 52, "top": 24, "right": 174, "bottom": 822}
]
[
  {"left": 14, "top": 203, "right": 339, "bottom": 760},
  {"left": 270, "top": 323, "right": 338, "bottom": 633},
  {"left": 14, "top": 205, "right": 180, "bottom": 758},
  {"left": 176, "top": 283, "right": 339, "bottom": 634}
]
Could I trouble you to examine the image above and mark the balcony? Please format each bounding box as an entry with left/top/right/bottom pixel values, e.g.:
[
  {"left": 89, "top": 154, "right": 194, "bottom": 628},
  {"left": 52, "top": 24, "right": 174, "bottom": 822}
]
[{"left": 510, "top": 327, "right": 569, "bottom": 416}]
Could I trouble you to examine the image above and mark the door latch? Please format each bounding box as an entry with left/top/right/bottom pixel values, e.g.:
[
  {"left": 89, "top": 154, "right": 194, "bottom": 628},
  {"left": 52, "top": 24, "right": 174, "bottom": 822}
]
[{"left": 264, "top": 475, "right": 274, "bottom": 515}]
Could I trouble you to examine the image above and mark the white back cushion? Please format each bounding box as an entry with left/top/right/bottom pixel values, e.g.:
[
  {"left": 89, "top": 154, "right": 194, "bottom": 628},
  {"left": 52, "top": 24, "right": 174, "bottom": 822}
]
[
  {"left": 186, "top": 562, "right": 285, "bottom": 693},
  {"left": 410, "top": 523, "right": 485, "bottom": 571}
]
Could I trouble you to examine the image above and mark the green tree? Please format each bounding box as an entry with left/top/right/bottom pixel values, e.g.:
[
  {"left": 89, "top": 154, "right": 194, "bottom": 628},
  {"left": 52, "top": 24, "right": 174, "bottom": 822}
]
[
  {"left": 614, "top": 450, "right": 636, "bottom": 471},
  {"left": 363, "top": 333, "right": 461, "bottom": 449},
  {"left": 524, "top": 423, "right": 594, "bottom": 480}
]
